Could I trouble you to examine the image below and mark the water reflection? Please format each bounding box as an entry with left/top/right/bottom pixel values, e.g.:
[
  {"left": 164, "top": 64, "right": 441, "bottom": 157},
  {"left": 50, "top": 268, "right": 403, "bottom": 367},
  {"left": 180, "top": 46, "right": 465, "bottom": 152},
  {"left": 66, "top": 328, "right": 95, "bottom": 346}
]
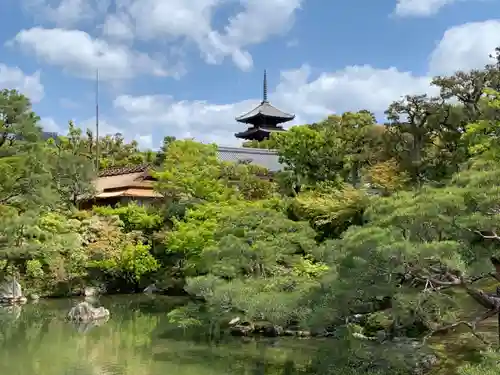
[
  {"left": 71, "top": 316, "right": 110, "bottom": 334},
  {"left": 0, "top": 296, "right": 311, "bottom": 375},
  {"left": 0, "top": 303, "right": 22, "bottom": 320}
]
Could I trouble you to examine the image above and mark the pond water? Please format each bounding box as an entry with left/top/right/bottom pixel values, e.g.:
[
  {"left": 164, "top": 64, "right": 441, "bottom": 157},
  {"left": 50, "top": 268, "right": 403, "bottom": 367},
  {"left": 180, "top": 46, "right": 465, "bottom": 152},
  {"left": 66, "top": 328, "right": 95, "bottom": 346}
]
[
  {"left": 3, "top": 294, "right": 491, "bottom": 374},
  {"left": 0, "top": 295, "right": 314, "bottom": 375}
]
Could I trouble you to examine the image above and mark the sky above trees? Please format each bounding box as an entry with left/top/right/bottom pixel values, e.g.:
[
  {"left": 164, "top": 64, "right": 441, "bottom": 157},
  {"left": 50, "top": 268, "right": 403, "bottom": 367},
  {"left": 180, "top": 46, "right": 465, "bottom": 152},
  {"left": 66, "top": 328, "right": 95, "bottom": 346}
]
[{"left": 0, "top": 0, "right": 499, "bottom": 148}]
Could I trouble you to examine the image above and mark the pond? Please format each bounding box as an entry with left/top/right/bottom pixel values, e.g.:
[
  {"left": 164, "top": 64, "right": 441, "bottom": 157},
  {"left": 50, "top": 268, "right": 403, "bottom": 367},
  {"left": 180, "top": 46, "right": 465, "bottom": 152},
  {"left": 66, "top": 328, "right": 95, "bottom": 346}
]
[
  {"left": 0, "top": 295, "right": 315, "bottom": 375},
  {"left": 3, "top": 294, "right": 490, "bottom": 375}
]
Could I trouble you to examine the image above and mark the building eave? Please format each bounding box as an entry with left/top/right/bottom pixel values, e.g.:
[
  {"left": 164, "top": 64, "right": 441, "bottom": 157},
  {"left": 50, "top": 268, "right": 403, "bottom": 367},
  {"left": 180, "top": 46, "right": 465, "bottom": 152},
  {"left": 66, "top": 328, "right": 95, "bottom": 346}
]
[
  {"left": 234, "top": 127, "right": 286, "bottom": 139},
  {"left": 235, "top": 102, "right": 295, "bottom": 123}
]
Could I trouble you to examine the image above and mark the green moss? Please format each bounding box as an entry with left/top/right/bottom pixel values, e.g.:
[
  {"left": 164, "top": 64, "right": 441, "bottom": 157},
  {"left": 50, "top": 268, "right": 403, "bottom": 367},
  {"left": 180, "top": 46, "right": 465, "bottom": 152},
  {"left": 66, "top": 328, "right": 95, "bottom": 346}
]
[{"left": 364, "top": 311, "right": 394, "bottom": 335}]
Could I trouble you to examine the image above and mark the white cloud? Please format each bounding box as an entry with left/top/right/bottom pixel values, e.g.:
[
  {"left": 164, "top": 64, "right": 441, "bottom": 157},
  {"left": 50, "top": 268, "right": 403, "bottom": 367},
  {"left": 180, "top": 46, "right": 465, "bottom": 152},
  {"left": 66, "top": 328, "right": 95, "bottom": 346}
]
[
  {"left": 102, "top": 13, "right": 134, "bottom": 41},
  {"left": 10, "top": 28, "right": 182, "bottom": 81},
  {"left": 40, "top": 117, "right": 61, "bottom": 132},
  {"left": 136, "top": 134, "right": 153, "bottom": 149},
  {"left": 429, "top": 20, "right": 500, "bottom": 75},
  {"left": 16, "top": 5, "right": 500, "bottom": 150},
  {"left": 275, "top": 65, "right": 436, "bottom": 120},
  {"left": 22, "top": 0, "right": 110, "bottom": 27},
  {"left": 21, "top": 0, "right": 304, "bottom": 71},
  {"left": 79, "top": 116, "right": 117, "bottom": 134},
  {"left": 113, "top": 93, "right": 256, "bottom": 146},
  {"left": 111, "top": 64, "right": 435, "bottom": 147},
  {"left": 40, "top": 116, "right": 153, "bottom": 150},
  {"left": 76, "top": 117, "right": 152, "bottom": 149},
  {"left": 394, "top": 0, "right": 465, "bottom": 17},
  {"left": 0, "top": 64, "right": 44, "bottom": 103},
  {"left": 107, "top": 18, "right": 500, "bottom": 148},
  {"left": 204, "top": 0, "right": 303, "bottom": 69}
]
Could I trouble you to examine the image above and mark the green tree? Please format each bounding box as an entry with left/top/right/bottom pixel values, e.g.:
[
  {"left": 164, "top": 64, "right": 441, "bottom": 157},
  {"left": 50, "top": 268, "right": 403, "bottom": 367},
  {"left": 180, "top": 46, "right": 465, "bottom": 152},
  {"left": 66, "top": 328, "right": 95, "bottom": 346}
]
[
  {"left": 305, "top": 155, "right": 500, "bottom": 346},
  {"left": 154, "top": 135, "right": 177, "bottom": 166},
  {"left": 462, "top": 89, "right": 500, "bottom": 160},
  {"left": 154, "top": 140, "right": 235, "bottom": 203},
  {"left": 166, "top": 201, "right": 324, "bottom": 327},
  {"left": 47, "top": 121, "right": 96, "bottom": 207},
  {"left": 275, "top": 111, "right": 383, "bottom": 186},
  {"left": 288, "top": 183, "right": 369, "bottom": 240},
  {"left": 0, "top": 89, "right": 41, "bottom": 150},
  {"left": 242, "top": 138, "right": 278, "bottom": 149},
  {"left": 384, "top": 94, "right": 453, "bottom": 185},
  {"left": 0, "top": 90, "right": 57, "bottom": 210}
]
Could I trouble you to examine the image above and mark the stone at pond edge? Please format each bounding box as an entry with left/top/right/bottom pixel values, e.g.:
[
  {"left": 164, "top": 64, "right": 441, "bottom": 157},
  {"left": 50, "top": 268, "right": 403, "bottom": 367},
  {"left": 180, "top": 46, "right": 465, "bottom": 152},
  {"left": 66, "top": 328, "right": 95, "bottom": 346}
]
[
  {"left": 230, "top": 321, "right": 254, "bottom": 336},
  {"left": 253, "top": 321, "right": 284, "bottom": 337},
  {"left": 386, "top": 337, "right": 439, "bottom": 375},
  {"left": 83, "top": 285, "right": 106, "bottom": 297},
  {"left": 67, "top": 301, "right": 110, "bottom": 322},
  {"left": 228, "top": 318, "right": 310, "bottom": 338},
  {"left": 143, "top": 284, "right": 160, "bottom": 294},
  {"left": 0, "top": 279, "right": 27, "bottom": 305}
]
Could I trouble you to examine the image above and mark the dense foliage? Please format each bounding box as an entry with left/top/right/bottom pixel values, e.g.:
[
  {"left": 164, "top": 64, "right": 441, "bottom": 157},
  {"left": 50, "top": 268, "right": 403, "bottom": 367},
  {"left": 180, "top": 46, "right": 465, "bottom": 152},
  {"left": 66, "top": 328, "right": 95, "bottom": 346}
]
[{"left": 3, "top": 48, "right": 500, "bottom": 374}]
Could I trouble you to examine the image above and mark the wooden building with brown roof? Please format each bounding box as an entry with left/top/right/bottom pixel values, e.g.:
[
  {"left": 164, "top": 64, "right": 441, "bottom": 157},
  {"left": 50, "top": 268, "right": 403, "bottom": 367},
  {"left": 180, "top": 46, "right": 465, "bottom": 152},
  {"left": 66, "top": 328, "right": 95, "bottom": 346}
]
[
  {"left": 79, "top": 164, "right": 161, "bottom": 209},
  {"left": 80, "top": 146, "right": 284, "bottom": 208}
]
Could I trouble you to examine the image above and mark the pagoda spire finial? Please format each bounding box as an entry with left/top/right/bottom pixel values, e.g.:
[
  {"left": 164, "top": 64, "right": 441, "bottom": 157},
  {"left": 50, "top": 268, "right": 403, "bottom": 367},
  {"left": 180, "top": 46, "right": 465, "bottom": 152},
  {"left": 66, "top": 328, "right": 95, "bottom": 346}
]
[{"left": 263, "top": 69, "right": 268, "bottom": 103}]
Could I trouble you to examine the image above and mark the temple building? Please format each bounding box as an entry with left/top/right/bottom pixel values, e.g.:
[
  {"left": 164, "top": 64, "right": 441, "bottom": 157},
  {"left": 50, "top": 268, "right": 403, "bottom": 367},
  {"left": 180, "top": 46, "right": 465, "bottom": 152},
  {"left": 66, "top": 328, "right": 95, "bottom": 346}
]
[
  {"left": 235, "top": 70, "right": 295, "bottom": 142},
  {"left": 83, "top": 70, "right": 290, "bottom": 207}
]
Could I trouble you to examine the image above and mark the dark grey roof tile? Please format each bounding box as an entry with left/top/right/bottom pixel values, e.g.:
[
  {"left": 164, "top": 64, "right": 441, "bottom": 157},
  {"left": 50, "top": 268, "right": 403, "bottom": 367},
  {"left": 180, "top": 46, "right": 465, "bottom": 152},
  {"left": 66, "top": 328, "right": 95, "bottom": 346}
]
[
  {"left": 235, "top": 101, "right": 294, "bottom": 122},
  {"left": 217, "top": 146, "right": 283, "bottom": 171}
]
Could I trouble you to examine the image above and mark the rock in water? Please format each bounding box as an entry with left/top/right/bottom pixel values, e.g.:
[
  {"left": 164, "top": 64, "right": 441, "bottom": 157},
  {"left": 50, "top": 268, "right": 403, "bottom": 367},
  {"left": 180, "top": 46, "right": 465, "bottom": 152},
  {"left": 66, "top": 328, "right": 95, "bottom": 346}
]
[
  {"left": 143, "top": 284, "right": 159, "bottom": 294},
  {"left": 83, "top": 287, "right": 95, "bottom": 297},
  {"left": 0, "top": 279, "right": 27, "bottom": 304},
  {"left": 67, "top": 301, "right": 110, "bottom": 322},
  {"left": 83, "top": 284, "right": 107, "bottom": 297}
]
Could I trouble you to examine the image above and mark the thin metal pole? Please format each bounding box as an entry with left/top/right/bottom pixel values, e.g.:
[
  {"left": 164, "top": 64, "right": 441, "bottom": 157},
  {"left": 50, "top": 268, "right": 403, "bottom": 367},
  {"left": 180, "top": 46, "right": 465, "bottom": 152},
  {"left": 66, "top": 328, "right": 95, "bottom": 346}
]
[
  {"left": 95, "top": 69, "right": 100, "bottom": 172},
  {"left": 497, "top": 286, "right": 500, "bottom": 346},
  {"left": 263, "top": 69, "right": 268, "bottom": 103}
]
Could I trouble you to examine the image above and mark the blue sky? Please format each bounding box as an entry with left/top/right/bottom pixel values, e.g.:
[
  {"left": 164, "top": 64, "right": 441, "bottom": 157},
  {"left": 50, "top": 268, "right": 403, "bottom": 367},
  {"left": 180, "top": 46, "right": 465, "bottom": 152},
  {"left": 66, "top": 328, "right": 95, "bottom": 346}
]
[{"left": 0, "top": 0, "right": 500, "bottom": 148}]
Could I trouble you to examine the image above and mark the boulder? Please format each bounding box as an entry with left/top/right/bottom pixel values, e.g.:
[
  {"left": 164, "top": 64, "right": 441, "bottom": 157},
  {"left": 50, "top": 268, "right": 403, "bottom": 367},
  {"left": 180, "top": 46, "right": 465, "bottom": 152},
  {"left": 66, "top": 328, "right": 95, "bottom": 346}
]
[
  {"left": 0, "top": 279, "right": 27, "bottom": 304},
  {"left": 83, "top": 284, "right": 107, "bottom": 297},
  {"left": 228, "top": 318, "right": 310, "bottom": 337},
  {"left": 143, "top": 284, "right": 160, "bottom": 294},
  {"left": 230, "top": 321, "right": 254, "bottom": 336},
  {"left": 67, "top": 301, "right": 110, "bottom": 323},
  {"left": 253, "top": 321, "right": 284, "bottom": 337},
  {"left": 378, "top": 338, "right": 439, "bottom": 375},
  {"left": 83, "top": 287, "right": 96, "bottom": 297}
]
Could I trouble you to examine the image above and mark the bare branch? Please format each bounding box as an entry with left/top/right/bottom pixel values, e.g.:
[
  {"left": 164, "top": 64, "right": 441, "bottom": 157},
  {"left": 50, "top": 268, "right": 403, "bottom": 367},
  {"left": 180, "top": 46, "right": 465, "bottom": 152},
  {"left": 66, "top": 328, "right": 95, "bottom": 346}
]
[
  {"left": 424, "top": 309, "right": 496, "bottom": 344},
  {"left": 475, "top": 230, "right": 500, "bottom": 241}
]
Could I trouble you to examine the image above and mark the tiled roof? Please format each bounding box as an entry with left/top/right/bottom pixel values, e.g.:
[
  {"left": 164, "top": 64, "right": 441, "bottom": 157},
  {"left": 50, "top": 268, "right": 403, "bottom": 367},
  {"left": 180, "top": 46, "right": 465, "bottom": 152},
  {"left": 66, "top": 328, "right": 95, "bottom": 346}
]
[
  {"left": 42, "top": 131, "right": 58, "bottom": 140},
  {"left": 98, "top": 164, "right": 151, "bottom": 177},
  {"left": 94, "top": 173, "right": 152, "bottom": 191},
  {"left": 235, "top": 101, "right": 295, "bottom": 123},
  {"left": 217, "top": 146, "right": 283, "bottom": 172},
  {"left": 235, "top": 127, "right": 286, "bottom": 139},
  {"left": 96, "top": 148, "right": 284, "bottom": 179},
  {"left": 95, "top": 187, "right": 161, "bottom": 198}
]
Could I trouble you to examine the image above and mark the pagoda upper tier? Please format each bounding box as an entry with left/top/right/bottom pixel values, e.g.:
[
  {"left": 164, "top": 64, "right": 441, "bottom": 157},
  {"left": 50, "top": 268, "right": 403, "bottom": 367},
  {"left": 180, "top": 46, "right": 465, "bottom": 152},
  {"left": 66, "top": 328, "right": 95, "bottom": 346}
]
[{"left": 235, "top": 70, "right": 295, "bottom": 141}]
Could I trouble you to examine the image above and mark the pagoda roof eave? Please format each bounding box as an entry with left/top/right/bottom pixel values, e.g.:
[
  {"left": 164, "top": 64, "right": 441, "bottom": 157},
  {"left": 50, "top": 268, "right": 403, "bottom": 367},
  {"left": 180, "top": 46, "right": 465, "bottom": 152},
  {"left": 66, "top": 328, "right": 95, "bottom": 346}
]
[
  {"left": 235, "top": 101, "right": 295, "bottom": 122},
  {"left": 235, "top": 127, "right": 286, "bottom": 139}
]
